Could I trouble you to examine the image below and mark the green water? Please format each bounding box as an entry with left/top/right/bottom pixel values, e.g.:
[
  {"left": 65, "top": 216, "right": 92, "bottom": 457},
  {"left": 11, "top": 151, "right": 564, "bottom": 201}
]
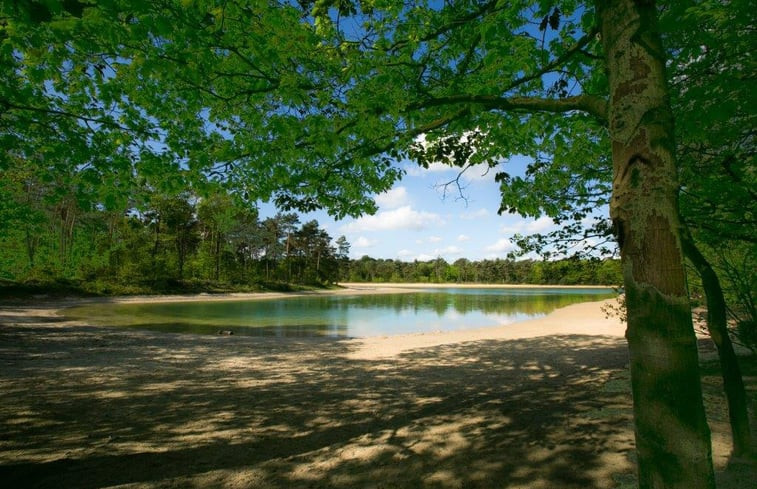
[{"left": 64, "top": 287, "right": 616, "bottom": 338}]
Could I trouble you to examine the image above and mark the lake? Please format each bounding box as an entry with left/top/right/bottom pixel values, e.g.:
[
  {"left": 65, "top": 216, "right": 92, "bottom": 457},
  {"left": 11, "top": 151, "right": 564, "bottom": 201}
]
[{"left": 64, "top": 287, "right": 616, "bottom": 338}]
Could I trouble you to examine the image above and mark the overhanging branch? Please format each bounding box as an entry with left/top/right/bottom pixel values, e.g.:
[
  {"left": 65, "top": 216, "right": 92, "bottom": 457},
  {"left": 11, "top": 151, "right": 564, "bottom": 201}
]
[
  {"left": 0, "top": 97, "right": 135, "bottom": 132},
  {"left": 410, "top": 94, "right": 608, "bottom": 121},
  {"left": 502, "top": 27, "right": 601, "bottom": 93}
]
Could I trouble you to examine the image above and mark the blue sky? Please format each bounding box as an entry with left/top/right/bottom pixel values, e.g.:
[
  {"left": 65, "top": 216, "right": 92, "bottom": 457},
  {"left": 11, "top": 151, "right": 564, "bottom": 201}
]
[
  {"left": 217, "top": 7, "right": 600, "bottom": 262},
  {"left": 258, "top": 156, "right": 601, "bottom": 262}
]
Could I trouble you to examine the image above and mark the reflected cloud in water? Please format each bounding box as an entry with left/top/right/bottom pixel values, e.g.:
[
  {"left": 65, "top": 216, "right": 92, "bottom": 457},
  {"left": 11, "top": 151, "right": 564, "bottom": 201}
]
[{"left": 65, "top": 288, "right": 616, "bottom": 338}]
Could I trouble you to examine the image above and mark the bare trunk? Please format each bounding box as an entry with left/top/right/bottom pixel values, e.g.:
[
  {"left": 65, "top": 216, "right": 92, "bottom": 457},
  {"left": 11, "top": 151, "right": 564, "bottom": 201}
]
[
  {"left": 57, "top": 200, "right": 76, "bottom": 269},
  {"left": 597, "top": 1, "right": 715, "bottom": 487},
  {"left": 24, "top": 227, "right": 38, "bottom": 268},
  {"left": 286, "top": 234, "right": 292, "bottom": 283},
  {"left": 682, "top": 230, "right": 752, "bottom": 456},
  {"left": 152, "top": 218, "right": 161, "bottom": 273},
  {"left": 215, "top": 231, "right": 221, "bottom": 282},
  {"left": 177, "top": 244, "right": 184, "bottom": 279}
]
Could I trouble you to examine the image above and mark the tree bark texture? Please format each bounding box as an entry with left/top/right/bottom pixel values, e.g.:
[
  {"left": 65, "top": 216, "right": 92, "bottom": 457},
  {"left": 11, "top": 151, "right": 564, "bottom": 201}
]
[
  {"left": 596, "top": 1, "right": 715, "bottom": 488},
  {"left": 681, "top": 230, "right": 752, "bottom": 456}
]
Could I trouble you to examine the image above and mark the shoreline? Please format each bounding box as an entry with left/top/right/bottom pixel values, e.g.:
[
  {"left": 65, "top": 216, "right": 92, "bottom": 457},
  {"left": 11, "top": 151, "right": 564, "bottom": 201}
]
[
  {"left": 0, "top": 281, "right": 618, "bottom": 308},
  {"left": 0, "top": 284, "right": 749, "bottom": 488},
  {"left": 343, "top": 297, "right": 626, "bottom": 359},
  {"left": 0, "top": 284, "right": 623, "bottom": 345},
  {"left": 339, "top": 282, "right": 617, "bottom": 289},
  {"left": 0, "top": 285, "right": 627, "bottom": 360}
]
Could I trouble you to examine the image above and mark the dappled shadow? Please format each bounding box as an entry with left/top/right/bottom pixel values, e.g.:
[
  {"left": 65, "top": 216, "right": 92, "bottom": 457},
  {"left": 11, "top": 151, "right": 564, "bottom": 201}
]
[
  {"left": 715, "top": 456, "right": 757, "bottom": 489},
  {"left": 0, "top": 318, "right": 638, "bottom": 488},
  {"left": 0, "top": 311, "right": 70, "bottom": 325},
  {"left": 698, "top": 350, "right": 757, "bottom": 489}
]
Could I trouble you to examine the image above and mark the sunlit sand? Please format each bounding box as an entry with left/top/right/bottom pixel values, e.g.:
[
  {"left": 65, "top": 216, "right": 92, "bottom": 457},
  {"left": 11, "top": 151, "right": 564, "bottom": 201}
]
[{"left": 0, "top": 286, "right": 748, "bottom": 488}]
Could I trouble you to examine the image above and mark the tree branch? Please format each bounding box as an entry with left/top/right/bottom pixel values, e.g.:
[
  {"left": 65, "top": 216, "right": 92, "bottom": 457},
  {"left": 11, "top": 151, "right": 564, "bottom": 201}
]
[
  {"left": 387, "top": 0, "right": 500, "bottom": 52},
  {"left": 0, "top": 97, "right": 134, "bottom": 132},
  {"left": 339, "top": 107, "right": 471, "bottom": 160},
  {"left": 503, "top": 26, "right": 600, "bottom": 93},
  {"left": 409, "top": 94, "right": 608, "bottom": 120}
]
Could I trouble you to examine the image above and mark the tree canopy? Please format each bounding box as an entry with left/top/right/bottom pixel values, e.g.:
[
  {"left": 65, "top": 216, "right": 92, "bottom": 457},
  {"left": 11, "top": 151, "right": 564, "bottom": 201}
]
[{"left": 3, "top": 1, "right": 754, "bottom": 487}]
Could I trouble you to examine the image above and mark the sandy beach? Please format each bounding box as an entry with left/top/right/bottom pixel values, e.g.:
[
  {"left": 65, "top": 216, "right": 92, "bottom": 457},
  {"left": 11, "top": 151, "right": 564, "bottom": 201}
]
[{"left": 0, "top": 285, "right": 753, "bottom": 488}]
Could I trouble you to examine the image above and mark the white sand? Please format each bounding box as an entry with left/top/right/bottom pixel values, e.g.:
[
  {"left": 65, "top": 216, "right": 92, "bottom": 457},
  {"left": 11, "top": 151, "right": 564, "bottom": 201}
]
[
  {"left": 344, "top": 296, "right": 626, "bottom": 360},
  {"left": 1, "top": 285, "right": 748, "bottom": 489}
]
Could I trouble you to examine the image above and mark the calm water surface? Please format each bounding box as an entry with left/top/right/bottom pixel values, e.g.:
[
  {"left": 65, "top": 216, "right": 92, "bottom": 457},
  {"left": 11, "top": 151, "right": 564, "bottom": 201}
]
[{"left": 64, "top": 287, "right": 615, "bottom": 338}]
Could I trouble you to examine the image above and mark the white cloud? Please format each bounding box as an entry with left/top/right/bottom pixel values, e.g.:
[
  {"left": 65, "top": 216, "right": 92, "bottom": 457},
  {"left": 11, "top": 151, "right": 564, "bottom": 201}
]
[
  {"left": 457, "top": 234, "right": 471, "bottom": 242},
  {"left": 460, "top": 208, "right": 489, "bottom": 220},
  {"left": 525, "top": 216, "right": 555, "bottom": 233},
  {"left": 501, "top": 216, "right": 556, "bottom": 235},
  {"left": 404, "top": 161, "right": 454, "bottom": 176},
  {"left": 460, "top": 162, "right": 495, "bottom": 183},
  {"left": 428, "top": 236, "right": 443, "bottom": 243},
  {"left": 341, "top": 206, "right": 445, "bottom": 233},
  {"left": 439, "top": 245, "right": 463, "bottom": 255},
  {"left": 407, "top": 131, "right": 497, "bottom": 184},
  {"left": 398, "top": 246, "right": 463, "bottom": 262},
  {"left": 353, "top": 236, "right": 377, "bottom": 248},
  {"left": 374, "top": 186, "right": 410, "bottom": 210},
  {"left": 485, "top": 238, "right": 516, "bottom": 253}
]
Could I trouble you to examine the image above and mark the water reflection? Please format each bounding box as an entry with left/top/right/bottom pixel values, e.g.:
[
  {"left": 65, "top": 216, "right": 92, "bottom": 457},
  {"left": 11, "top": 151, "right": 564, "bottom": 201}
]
[{"left": 65, "top": 288, "right": 614, "bottom": 338}]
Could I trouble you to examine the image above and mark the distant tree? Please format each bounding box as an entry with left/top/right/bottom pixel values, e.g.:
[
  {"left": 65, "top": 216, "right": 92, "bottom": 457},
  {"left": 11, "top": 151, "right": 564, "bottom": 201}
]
[
  {"left": 596, "top": 260, "right": 622, "bottom": 286},
  {"left": 334, "top": 235, "right": 350, "bottom": 281},
  {"left": 197, "top": 192, "right": 237, "bottom": 281},
  {"left": 0, "top": 160, "right": 48, "bottom": 274},
  {"left": 5, "top": 1, "right": 743, "bottom": 483},
  {"left": 227, "top": 206, "right": 262, "bottom": 282},
  {"left": 292, "top": 220, "right": 333, "bottom": 283},
  {"left": 151, "top": 194, "right": 199, "bottom": 280}
]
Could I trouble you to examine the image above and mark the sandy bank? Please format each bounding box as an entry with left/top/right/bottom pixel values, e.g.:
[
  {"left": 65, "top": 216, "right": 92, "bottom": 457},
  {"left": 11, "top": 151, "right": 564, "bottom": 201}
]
[
  {"left": 339, "top": 282, "right": 616, "bottom": 289},
  {"left": 0, "top": 286, "right": 751, "bottom": 489},
  {"left": 344, "top": 298, "right": 626, "bottom": 360},
  {"left": 2, "top": 285, "right": 625, "bottom": 361}
]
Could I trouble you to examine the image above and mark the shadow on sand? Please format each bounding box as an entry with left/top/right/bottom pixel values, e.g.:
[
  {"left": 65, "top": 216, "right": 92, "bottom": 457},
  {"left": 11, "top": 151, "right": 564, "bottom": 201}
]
[{"left": 0, "top": 319, "right": 752, "bottom": 488}]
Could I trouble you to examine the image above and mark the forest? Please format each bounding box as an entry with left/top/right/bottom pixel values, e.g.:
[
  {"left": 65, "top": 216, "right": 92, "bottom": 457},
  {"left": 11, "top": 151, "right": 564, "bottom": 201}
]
[
  {"left": 1, "top": 1, "right": 756, "bottom": 488},
  {"left": 0, "top": 182, "right": 346, "bottom": 292},
  {"left": 0, "top": 177, "right": 622, "bottom": 292}
]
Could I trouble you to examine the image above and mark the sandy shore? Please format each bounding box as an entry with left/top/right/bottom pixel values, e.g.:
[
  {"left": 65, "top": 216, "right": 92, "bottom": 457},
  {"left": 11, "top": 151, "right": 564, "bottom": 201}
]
[
  {"left": 345, "top": 298, "right": 626, "bottom": 360},
  {"left": 0, "top": 286, "right": 753, "bottom": 488},
  {"left": 340, "top": 282, "right": 616, "bottom": 289}
]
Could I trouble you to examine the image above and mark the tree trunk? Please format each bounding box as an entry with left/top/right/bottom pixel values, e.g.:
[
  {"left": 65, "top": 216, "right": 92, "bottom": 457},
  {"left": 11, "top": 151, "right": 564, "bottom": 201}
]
[
  {"left": 597, "top": 1, "right": 715, "bottom": 488},
  {"left": 152, "top": 218, "right": 161, "bottom": 275},
  {"left": 681, "top": 229, "right": 752, "bottom": 456},
  {"left": 215, "top": 231, "right": 221, "bottom": 282},
  {"left": 177, "top": 243, "right": 184, "bottom": 279},
  {"left": 24, "top": 227, "right": 38, "bottom": 268}
]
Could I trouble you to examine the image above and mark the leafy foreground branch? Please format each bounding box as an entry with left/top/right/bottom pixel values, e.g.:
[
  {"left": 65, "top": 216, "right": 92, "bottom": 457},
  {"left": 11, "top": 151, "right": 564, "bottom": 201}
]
[{"left": 3, "top": 1, "right": 756, "bottom": 487}]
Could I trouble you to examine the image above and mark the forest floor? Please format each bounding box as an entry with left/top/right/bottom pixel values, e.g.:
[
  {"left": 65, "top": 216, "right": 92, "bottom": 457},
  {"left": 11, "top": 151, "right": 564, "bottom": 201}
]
[{"left": 0, "top": 287, "right": 755, "bottom": 489}]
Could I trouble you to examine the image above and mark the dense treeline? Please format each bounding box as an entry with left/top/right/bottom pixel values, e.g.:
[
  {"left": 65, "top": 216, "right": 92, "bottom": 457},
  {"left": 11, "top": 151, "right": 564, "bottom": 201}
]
[
  {"left": 343, "top": 256, "right": 622, "bottom": 286},
  {"left": 1, "top": 172, "right": 749, "bottom": 331},
  {"left": 2, "top": 1, "right": 754, "bottom": 482},
  {"left": 0, "top": 174, "right": 621, "bottom": 292},
  {"left": 0, "top": 180, "right": 349, "bottom": 292}
]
